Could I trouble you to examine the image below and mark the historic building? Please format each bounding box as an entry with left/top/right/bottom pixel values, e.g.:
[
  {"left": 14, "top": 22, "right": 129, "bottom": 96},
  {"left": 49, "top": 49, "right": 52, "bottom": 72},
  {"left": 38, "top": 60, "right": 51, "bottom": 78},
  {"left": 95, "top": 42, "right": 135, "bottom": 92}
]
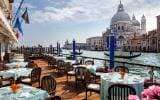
[
  {"left": 124, "top": 15, "right": 160, "bottom": 52},
  {"left": 157, "top": 15, "right": 160, "bottom": 52},
  {"left": 86, "top": 36, "right": 103, "bottom": 50},
  {"left": 102, "top": 29, "right": 110, "bottom": 50},
  {"left": 0, "top": 0, "right": 17, "bottom": 61},
  {"left": 103, "top": 1, "right": 146, "bottom": 50},
  {"left": 63, "top": 40, "right": 87, "bottom": 50}
]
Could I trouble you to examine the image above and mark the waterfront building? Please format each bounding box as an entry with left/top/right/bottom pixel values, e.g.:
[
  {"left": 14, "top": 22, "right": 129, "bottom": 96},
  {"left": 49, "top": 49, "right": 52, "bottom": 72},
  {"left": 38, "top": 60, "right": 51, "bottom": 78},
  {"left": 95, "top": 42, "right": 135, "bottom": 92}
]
[
  {"left": 86, "top": 36, "right": 103, "bottom": 50},
  {"left": 109, "top": 1, "right": 146, "bottom": 49},
  {"left": 0, "top": 0, "right": 17, "bottom": 61},
  {"left": 157, "top": 15, "right": 160, "bottom": 52},
  {"left": 102, "top": 29, "right": 110, "bottom": 50},
  {"left": 124, "top": 15, "right": 160, "bottom": 52},
  {"left": 63, "top": 40, "right": 87, "bottom": 50}
]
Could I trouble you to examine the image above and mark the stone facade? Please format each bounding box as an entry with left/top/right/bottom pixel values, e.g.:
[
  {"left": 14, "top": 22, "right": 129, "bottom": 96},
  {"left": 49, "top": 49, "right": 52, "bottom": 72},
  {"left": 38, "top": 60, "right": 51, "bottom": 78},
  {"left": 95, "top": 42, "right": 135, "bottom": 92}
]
[
  {"left": 0, "top": 0, "right": 16, "bottom": 61},
  {"left": 124, "top": 15, "right": 160, "bottom": 52},
  {"left": 63, "top": 40, "right": 87, "bottom": 50},
  {"left": 124, "top": 30, "right": 157, "bottom": 52},
  {"left": 86, "top": 36, "right": 103, "bottom": 50},
  {"left": 109, "top": 1, "right": 146, "bottom": 49},
  {"left": 102, "top": 29, "right": 110, "bottom": 50}
]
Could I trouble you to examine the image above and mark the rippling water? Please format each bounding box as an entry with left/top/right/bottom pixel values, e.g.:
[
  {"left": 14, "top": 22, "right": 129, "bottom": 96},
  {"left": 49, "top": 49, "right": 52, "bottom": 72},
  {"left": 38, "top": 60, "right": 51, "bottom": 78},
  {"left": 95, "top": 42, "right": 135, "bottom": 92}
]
[
  {"left": 63, "top": 50, "right": 160, "bottom": 66},
  {"left": 62, "top": 50, "right": 160, "bottom": 80}
]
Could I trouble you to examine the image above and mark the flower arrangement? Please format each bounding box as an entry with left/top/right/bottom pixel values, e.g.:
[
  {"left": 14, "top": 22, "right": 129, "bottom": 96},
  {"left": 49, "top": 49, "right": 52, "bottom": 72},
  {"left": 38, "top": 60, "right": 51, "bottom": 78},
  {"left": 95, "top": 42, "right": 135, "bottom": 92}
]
[
  {"left": 119, "top": 69, "right": 125, "bottom": 79},
  {"left": 10, "top": 83, "right": 21, "bottom": 93},
  {"left": 128, "top": 85, "right": 160, "bottom": 100},
  {"left": 141, "top": 85, "right": 160, "bottom": 100}
]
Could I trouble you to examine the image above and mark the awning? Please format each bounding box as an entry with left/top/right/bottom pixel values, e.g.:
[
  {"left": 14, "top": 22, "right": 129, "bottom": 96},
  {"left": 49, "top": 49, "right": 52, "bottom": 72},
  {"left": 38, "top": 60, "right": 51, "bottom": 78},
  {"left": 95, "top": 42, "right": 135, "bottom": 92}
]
[{"left": 0, "top": 8, "right": 18, "bottom": 42}]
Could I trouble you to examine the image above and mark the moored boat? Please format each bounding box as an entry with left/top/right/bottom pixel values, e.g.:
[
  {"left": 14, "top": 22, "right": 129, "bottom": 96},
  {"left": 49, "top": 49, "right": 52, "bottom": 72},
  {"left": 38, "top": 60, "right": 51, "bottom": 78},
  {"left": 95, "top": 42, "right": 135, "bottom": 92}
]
[{"left": 104, "top": 52, "right": 141, "bottom": 59}]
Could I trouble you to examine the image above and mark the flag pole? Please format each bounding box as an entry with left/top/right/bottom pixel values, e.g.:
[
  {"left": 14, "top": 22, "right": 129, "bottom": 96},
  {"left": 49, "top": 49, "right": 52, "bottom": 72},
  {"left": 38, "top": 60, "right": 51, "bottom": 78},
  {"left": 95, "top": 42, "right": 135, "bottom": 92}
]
[{"left": 12, "top": 0, "right": 24, "bottom": 24}]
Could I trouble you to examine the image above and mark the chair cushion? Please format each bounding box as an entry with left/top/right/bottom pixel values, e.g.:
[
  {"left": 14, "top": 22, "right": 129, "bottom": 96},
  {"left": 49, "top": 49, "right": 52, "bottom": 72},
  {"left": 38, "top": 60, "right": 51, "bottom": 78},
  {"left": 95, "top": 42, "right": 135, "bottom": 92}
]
[
  {"left": 2, "top": 81, "right": 11, "bottom": 86},
  {"left": 21, "top": 78, "right": 31, "bottom": 83},
  {"left": 67, "top": 71, "right": 75, "bottom": 75},
  {"left": 87, "top": 83, "right": 100, "bottom": 91}
]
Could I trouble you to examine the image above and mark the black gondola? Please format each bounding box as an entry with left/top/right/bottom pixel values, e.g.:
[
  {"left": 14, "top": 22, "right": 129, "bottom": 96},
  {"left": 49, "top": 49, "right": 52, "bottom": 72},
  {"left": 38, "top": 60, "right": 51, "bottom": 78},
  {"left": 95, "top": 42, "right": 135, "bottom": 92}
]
[
  {"left": 104, "top": 52, "right": 141, "bottom": 59},
  {"left": 70, "top": 51, "right": 83, "bottom": 55}
]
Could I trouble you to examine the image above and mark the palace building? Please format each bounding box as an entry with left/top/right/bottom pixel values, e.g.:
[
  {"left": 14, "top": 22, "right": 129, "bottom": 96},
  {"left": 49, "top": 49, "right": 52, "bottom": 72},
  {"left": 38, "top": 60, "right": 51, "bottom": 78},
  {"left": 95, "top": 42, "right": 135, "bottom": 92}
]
[{"left": 124, "top": 15, "right": 160, "bottom": 52}]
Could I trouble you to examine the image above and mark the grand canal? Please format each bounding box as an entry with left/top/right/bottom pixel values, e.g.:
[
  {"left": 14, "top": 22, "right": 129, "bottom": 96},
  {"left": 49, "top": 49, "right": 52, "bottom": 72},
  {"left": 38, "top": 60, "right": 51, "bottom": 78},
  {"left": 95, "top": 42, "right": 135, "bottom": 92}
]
[
  {"left": 63, "top": 50, "right": 160, "bottom": 80},
  {"left": 63, "top": 50, "right": 160, "bottom": 66}
]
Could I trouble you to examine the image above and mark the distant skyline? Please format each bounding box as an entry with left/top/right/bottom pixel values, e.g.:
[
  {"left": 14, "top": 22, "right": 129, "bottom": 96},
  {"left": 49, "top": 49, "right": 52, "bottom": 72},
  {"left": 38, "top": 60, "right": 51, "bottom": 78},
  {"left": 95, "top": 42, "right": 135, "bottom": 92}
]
[{"left": 13, "top": 0, "right": 160, "bottom": 47}]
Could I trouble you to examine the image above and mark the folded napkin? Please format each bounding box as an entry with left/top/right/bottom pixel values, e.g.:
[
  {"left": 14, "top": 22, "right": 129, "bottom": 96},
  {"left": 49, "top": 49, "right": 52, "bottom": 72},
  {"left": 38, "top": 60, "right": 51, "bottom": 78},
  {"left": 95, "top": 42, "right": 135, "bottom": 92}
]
[{"left": 19, "top": 92, "right": 30, "bottom": 98}]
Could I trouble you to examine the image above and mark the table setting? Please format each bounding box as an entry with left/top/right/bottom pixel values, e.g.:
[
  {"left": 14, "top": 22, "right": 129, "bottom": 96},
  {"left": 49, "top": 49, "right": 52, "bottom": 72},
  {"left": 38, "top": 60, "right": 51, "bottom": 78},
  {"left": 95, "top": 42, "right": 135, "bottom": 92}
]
[
  {"left": 100, "top": 72, "right": 144, "bottom": 100},
  {"left": 63, "top": 59, "right": 77, "bottom": 65},
  {"left": 0, "top": 68, "right": 32, "bottom": 80},
  {"left": 5, "top": 62, "right": 28, "bottom": 69},
  {"left": 0, "top": 84, "right": 48, "bottom": 100}
]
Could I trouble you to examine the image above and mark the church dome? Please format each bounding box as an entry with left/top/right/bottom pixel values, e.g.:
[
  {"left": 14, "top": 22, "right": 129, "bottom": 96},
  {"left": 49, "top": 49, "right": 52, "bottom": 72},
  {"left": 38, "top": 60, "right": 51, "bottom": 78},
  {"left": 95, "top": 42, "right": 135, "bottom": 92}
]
[
  {"left": 111, "top": 2, "right": 131, "bottom": 25},
  {"left": 132, "top": 20, "right": 140, "bottom": 26},
  {"left": 132, "top": 14, "right": 140, "bottom": 26}
]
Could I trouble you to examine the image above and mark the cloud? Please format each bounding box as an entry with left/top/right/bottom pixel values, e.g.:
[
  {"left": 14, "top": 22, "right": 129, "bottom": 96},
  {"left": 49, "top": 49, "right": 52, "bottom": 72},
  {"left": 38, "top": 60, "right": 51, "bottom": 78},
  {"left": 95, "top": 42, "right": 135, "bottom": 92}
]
[
  {"left": 31, "top": 6, "right": 84, "bottom": 22},
  {"left": 26, "top": 0, "right": 160, "bottom": 31}
]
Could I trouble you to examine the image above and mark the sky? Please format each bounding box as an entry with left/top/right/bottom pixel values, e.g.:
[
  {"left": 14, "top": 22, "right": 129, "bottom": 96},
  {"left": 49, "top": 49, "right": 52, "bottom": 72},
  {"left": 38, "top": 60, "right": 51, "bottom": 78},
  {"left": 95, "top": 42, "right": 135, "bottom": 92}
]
[{"left": 13, "top": 0, "right": 160, "bottom": 47}]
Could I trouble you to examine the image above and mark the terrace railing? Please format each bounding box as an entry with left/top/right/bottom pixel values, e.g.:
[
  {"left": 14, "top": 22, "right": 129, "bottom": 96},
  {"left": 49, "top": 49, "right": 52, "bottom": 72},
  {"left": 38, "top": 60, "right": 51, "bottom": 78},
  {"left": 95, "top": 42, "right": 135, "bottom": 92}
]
[{"left": 14, "top": 47, "right": 160, "bottom": 82}]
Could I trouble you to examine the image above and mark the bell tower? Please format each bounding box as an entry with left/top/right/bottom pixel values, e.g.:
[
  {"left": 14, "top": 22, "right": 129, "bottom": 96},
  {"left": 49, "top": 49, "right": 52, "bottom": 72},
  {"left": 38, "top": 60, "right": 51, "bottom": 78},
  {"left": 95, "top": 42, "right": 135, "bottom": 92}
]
[{"left": 141, "top": 14, "right": 146, "bottom": 32}]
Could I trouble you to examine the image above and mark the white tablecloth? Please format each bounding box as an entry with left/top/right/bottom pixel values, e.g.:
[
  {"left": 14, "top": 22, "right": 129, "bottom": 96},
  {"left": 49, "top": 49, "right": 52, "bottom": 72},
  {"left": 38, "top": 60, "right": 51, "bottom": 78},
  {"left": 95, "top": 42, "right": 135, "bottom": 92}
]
[
  {"left": 101, "top": 72, "right": 144, "bottom": 100},
  {"left": 0, "top": 68, "right": 32, "bottom": 80},
  {"left": 73, "top": 64, "right": 102, "bottom": 73},
  {"left": 13, "top": 54, "right": 24, "bottom": 59},
  {"left": 10, "top": 59, "right": 25, "bottom": 62},
  {"left": 0, "top": 84, "right": 48, "bottom": 100},
  {"left": 5, "top": 62, "right": 28, "bottom": 69},
  {"left": 54, "top": 56, "right": 66, "bottom": 60},
  {"left": 64, "top": 60, "right": 76, "bottom": 65}
]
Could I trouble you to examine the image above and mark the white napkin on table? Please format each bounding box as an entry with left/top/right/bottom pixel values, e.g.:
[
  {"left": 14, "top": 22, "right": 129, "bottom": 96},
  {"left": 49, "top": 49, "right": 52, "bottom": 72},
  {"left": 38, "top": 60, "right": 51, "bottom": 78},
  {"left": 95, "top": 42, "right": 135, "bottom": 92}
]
[{"left": 19, "top": 92, "right": 30, "bottom": 98}]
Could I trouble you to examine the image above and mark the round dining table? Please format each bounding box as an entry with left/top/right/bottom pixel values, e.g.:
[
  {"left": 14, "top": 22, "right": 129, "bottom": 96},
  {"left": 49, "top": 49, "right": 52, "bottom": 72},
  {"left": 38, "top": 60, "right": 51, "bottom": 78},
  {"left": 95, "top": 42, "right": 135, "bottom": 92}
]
[{"left": 100, "top": 72, "right": 144, "bottom": 100}]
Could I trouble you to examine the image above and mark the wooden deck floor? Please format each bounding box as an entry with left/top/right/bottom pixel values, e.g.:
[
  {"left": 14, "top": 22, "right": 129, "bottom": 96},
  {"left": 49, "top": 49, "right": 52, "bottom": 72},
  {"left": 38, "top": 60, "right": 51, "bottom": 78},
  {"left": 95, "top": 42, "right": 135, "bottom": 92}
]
[{"left": 34, "top": 59, "right": 100, "bottom": 100}]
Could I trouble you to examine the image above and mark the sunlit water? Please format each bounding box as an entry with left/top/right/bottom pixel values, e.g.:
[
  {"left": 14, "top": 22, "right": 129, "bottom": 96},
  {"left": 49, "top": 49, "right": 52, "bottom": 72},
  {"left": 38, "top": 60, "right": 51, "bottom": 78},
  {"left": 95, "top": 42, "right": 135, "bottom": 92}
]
[
  {"left": 62, "top": 50, "right": 160, "bottom": 80},
  {"left": 63, "top": 50, "right": 160, "bottom": 66}
]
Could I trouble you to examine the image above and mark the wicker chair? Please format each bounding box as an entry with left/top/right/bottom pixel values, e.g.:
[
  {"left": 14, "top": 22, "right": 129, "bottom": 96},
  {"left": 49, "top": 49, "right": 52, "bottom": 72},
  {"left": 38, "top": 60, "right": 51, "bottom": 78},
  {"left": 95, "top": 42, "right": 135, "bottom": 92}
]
[
  {"left": 108, "top": 84, "right": 136, "bottom": 100},
  {"left": 85, "top": 70, "right": 100, "bottom": 100},
  {"left": 75, "top": 66, "right": 87, "bottom": 88},
  {"left": 66, "top": 62, "right": 75, "bottom": 83},
  {"left": 50, "top": 58, "right": 58, "bottom": 70},
  {"left": 26, "top": 61, "right": 38, "bottom": 68},
  {"left": 115, "top": 66, "right": 129, "bottom": 73},
  {"left": 41, "top": 75, "right": 56, "bottom": 96},
  {"left": 84, "top": 60, "right": 94, "bottom": 65},
  {"left": 57, "top": 60, "right": 66, "bottom": 73},
  {"left": 0, "top": 77, "right": 14, "bottom": 87},
  {"left": 21, "top": 67, "right": 41, "bottom": 87}
]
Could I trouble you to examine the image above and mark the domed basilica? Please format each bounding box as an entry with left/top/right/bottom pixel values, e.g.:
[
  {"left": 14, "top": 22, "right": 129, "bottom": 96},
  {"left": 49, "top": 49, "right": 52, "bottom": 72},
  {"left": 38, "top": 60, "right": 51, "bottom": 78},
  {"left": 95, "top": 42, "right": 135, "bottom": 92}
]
[{"left": 110, "top": 1, "right": 146, "bottom": 49}]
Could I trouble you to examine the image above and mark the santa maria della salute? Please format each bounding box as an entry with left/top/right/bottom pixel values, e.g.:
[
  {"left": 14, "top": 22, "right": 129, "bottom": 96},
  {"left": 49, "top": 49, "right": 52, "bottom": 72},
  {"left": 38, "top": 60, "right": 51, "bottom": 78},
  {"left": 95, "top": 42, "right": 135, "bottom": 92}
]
[{"left": 110, "top": 0, "right": 146, "bottom": 49}]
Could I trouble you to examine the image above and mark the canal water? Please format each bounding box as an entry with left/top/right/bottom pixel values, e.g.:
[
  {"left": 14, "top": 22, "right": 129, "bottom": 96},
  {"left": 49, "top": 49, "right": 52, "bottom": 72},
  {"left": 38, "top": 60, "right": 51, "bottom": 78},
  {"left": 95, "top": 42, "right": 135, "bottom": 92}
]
[
  {"left": 63, "top": 50, "right": 160, "bottom": 66},
  {"left": 62, "top": 50, "right": 160, "bottom": 80}
]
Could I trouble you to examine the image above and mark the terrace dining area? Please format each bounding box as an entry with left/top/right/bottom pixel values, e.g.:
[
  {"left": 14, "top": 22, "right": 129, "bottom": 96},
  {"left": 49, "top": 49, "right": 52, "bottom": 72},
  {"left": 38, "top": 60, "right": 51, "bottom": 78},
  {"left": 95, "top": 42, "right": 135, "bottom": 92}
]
[{"left": 0, "top": 52, "right": 159, "bottom": 100}]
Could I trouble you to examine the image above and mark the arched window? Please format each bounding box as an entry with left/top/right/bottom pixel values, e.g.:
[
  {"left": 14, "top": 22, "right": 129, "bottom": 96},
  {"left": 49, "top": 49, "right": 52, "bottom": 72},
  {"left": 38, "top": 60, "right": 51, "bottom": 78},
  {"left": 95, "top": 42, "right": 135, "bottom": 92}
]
[
  {"left": 118, "top": 26, "right": 120, "bottom": 30},
  {"left": 122, "top": 26, "right": 124, "bottom": 31}
]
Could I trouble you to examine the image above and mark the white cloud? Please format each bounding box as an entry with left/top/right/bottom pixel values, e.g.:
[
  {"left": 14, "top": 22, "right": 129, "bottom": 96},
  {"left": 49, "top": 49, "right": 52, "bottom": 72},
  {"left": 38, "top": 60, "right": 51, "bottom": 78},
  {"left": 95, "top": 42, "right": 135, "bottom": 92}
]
[
  {"left": 30, "top": 0, "right": 160, "bottom": 31},
  {"left": 32, "top": 6, "right": 84, "bottom": 22}
]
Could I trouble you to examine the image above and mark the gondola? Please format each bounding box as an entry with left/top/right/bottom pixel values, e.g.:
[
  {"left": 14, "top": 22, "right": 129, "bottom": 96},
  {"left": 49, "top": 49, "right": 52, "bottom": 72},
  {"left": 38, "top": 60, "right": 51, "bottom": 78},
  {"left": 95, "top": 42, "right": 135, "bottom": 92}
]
[
  {"left": 104, "top": 52, "right": 141, "bottom": 59},
  {"left": 70, "top": 51, "right": 83, "bottom": 55}
]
